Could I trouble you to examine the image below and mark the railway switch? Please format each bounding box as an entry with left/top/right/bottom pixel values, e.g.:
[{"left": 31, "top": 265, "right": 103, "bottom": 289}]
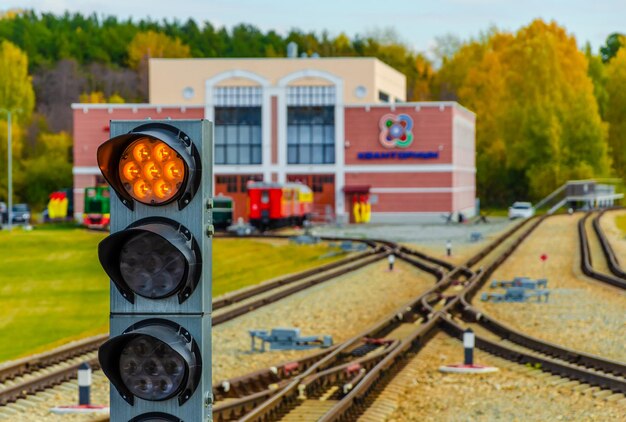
[{"left": 96, "top": 120, "right": 213, "bottom": 421}]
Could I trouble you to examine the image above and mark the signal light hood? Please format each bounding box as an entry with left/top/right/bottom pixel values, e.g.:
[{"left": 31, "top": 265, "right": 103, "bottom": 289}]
[
  {"left": 98, "top": 319, "right": 202, "bottom": 406},
  {"left": 97, "top": 122, "right": 201, "bottom": 210}
]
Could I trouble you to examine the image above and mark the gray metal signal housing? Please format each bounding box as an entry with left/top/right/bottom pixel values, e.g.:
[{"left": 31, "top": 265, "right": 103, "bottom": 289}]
[{"left": 107, "top": 120, "right": 212, "bottom": 422}]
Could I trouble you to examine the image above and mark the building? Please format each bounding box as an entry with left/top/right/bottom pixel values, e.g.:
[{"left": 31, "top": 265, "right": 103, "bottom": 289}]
[{"left": 72, "top": 57, "right": 476, "bottom": 223}]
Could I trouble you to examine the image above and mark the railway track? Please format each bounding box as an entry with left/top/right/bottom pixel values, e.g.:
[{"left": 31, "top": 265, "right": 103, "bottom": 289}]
[
  {"left": 5, "top": 215, "right": 624, "bottom": 419},
  {"left": 0, "top": 236, "right": 388, "bottom": 411},
  {"left": 232, "top": 214, "right": 625, "bottom": 421},
  {"left": 0, "top": 334, "right": 108, "bottom": 406},
  {"left": 591, "top": 209, "right": 626, "bottom": 281},
  {"left": 225, "top": 221, "right": 536, "bottom": 420},
  {"left": 212, "top": 246, "right": 448, "bottom": 421},
  {"left": 578, "top": 211, "right": 626, "bottom": 289}
]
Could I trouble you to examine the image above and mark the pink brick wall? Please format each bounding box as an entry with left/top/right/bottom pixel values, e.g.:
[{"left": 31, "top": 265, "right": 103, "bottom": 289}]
[
  {"left": 72, "top": 106, "right": 204, "bottom": 168},
  {"left": 344, "top": 106, "right": 453, "bottom": 166}
]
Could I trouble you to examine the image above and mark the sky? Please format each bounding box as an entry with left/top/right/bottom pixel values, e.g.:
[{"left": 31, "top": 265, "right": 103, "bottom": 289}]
[{"left": 5, "top": 0, "right": 626, "bottom": 57}]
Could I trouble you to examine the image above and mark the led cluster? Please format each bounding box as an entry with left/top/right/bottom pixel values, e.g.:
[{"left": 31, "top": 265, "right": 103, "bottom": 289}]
[
  {"left": 119, "top": 336, "right": 186, "bottom": 401},
  {"left": 118, "top": 138, "right": 186, "bottom": 205}
]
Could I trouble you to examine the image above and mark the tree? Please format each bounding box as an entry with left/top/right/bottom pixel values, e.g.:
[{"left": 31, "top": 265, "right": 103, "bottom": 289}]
[
  {"left": 126, "top": 30, "right": 191, "bottom": 69},
  {"left": 79, "top": 91, "right": 107, "bottom": 103},
  {"left": 32, "top": 59, "right": 85, "bottom": 133},
  {"left": 446, "top": 20, "right": 610, "bottom": 204},
  {"left": 20, "top": 131, "right": 73, "bottom": 210},
  {"left": 585, "top": 43, "right": 608, "bottom": 119},
  {"left": 605, "top": 47, "right": 626, "bottom": 179},
  {"left": 0, "top": 40, "right": 35, "bottom": 121},
  {"left": 127, "top": 30, "right": 191, "bottom": 99},
  {"left": 600, "top": 33, "right": 626, "bottom": 63}
]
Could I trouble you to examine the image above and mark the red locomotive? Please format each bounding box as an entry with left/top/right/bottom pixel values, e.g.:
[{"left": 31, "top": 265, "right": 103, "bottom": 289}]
[{"left": 248, "top": 182, "right": 313, "bottom": 229}]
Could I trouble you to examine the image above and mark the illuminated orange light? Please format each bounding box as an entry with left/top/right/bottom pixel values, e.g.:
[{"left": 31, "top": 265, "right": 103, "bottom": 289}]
[
  {"left": 133, "top": 179, "right": 151, "bottom": 199},
  {"left": 153, "top": 143, "right": 172, "bottom": 162},
  {"left": 143, "top": 161, "right": 161, "bottom": 180},
  {"left": 122, "top": 162, "right": 141, "bottom": 181},
  {"left": 132, "top": 142, "right": 151, "bottom": 162},
  {"left": 163, "top": 161, "right": 184, "bottom": 181},
  {"left": 118, "top": 137, "right": 186, "bottom": 205},
  {"left": 153, "top": 179, "right": 173, "bottom": 199}
]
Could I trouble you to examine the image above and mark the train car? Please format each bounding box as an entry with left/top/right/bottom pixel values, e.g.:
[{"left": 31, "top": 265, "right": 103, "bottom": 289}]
[
  {"left": 213, "top": 196, "right": 234, "bottom": 230},
  {"left": 248, "top": 182, "right": 313, "bottom": 229},
  {"left": 83, "top": 186, "right": 110, "bottom": 230}
]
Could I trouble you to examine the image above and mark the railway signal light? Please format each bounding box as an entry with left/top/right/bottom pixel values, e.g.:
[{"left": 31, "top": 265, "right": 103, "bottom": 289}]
[
  {"left": 97, "top": 123, "right": 201, "bottom": 210},
  {"left": 96, "top": 120, "right": 212, "bottom": 421}
]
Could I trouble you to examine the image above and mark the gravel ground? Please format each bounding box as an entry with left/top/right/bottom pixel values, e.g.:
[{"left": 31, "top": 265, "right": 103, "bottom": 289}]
[
  {"left": 599, "top": 209, "right": 626, "bottom": 264},
  {"left": 476, "top": 214, "right": 626, "bottom": 361},
  {"left": 1, "top": 259, "right": 435, "bottom": 421},
  {"left": 213, "top": 259, "right": 435, "bottom": 382},
  {"left": 0, "top": 372, "right": 109, "bottom": 422},
  {"left": 384, "top": 333, "right": 625, "bottom": 422},
  {"left": 314, "top": 218, "right": 515, "bottom": 266}
]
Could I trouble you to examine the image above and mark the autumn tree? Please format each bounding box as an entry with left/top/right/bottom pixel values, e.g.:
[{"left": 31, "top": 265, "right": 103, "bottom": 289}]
[
  {"left": 0, "top": 41, "right": 34, "bottom": 202},
  {"left": 127, "top": 30, "right": 191, "bottom": 99},
  {"left": 605, "top": 46, "right": 626, "bottom": 179},
  {"left": 0, "top": 40, "right": 35, "bottom": 120},
  {"left": 127, "top": 30, "right": 191, "bottom": 69},
  {"left": 585, "top": 43, "right": 608, "bottom": 119},
  {"left": 20, "top": 131, "right": 73, "bottom": 209},
  {"left": 442, "top": 20, "right": 610, "bottom": 204},
  {"left": 32, "top": 59, "right": 85, "bottom": 133}
]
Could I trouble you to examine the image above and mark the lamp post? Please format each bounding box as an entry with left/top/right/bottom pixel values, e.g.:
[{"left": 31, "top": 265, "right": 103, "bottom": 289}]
[{"left": 0, "top": 108, "right": 22, "bottom": 231}]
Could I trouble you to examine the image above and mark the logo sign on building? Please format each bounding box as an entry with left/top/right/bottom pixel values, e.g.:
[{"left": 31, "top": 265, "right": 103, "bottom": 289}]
[{"left": 379, "top": 114, "right": 413, "bottom": 148}]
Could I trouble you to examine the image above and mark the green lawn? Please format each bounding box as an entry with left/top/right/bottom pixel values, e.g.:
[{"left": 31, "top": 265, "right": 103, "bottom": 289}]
[{"left": 0, "top": 228, "right": 341, "bottom": 362}]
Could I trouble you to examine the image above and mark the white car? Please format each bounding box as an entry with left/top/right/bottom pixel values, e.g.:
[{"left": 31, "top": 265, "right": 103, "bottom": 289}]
[{"left": 508, "top": 202, "right": 535, "bottom": 219}]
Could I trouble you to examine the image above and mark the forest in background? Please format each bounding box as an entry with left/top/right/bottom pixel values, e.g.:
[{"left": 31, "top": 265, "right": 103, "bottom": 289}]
[{"left": 0, "top": 9, "right": 625, "bottom": 209}]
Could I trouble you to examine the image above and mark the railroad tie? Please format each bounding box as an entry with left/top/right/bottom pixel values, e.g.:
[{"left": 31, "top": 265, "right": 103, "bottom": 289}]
[{"left": 605, "top": 393, "right": 625, "bottom": 402}]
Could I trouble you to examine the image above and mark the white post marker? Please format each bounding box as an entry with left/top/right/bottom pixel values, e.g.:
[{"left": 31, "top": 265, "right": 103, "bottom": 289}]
[
  {"left": 78, "top": 362, "right": 91, "bottom": 405},
  {"left": 49, "top": 362, "right": 108, "bottom": 415},
  {"left": 439, "top": 328, "right": 498, "bottom": 374},
  {"left": 463, "top": 328, "right": 475, "bottom": 365}
]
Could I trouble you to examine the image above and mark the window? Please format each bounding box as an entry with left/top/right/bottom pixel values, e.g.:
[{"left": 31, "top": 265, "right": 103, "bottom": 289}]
[
  {"left": 378, "top": 91, "right": 390, "bottom": 103},
  {"left": 287, "top": 106, "right": 335, "bottom": 164},
  {"left": 215, "top": 107, "right": 262, "bottom": 165},
  {"left": 311, "top": 175, "right": 334, "bottom": 192},
  {"left": 216, "top": 176, "right": 238, "bottom": 193},
  {"left": 239, "top": 175, "right": 263, "bottom": 192}
]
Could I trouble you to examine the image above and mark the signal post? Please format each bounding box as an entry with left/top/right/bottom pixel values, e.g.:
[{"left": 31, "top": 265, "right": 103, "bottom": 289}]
[{"left": 96, "top": 120, "right": 213, "bottom": 421}]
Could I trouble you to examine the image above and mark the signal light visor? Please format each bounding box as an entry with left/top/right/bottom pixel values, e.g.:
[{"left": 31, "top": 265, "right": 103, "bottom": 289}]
[
  {"left": 98, "top": 321, "right": 202, "bottom": 406},
  {"left": 98, "top": 219, "right": 201, "bottom": 304},
  {"left": 97, "top": 122, "right": 201, "bottom": 210}
]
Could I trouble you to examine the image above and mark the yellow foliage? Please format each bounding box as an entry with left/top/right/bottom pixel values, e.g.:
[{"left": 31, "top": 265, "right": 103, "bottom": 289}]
[
  {"left": 0, "top": 40, "right": 35, "bottom": 121},
  {"left": 79, "top": 91, "right": 107, "bottom": 103},
  {"left": 79, "top": 91, "right": 126, "bottom": 104},
  {"left": 127, "top": 30, "right": 191, "bottom": 70},
  {"left": 0, "top": 9, "right": 23, "bottom": 20},
  {"left": 411, "top": 54, "right": 434, "bottom": 100},
  {"left": 606, "top": 47, "right": 626, "bottom": 178},
  {"left": 440, "top": 19, "right": 610, "bottom": 200},
  {"left": 108, "top": 93, "right": 125, "bottom": 104}
]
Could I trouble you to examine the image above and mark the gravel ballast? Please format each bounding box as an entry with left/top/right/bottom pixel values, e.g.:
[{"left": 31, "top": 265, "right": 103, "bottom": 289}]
[
  {"left": 476, "top": 214, "right": 626, "bottom": 361},
  {"left": 1, "top": 258, "right": 436, "bottom": 420},
  {"left": 213, "top": 259, "right": 435, "bottom": 382},
  {"left": 384, "top": 333, "right": 625, "bottom": 422}
]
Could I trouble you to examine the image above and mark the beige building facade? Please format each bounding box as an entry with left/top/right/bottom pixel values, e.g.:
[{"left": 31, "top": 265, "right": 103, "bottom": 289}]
[{"left": 149, "top": 57, "right": 406, "bottom": 106}]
